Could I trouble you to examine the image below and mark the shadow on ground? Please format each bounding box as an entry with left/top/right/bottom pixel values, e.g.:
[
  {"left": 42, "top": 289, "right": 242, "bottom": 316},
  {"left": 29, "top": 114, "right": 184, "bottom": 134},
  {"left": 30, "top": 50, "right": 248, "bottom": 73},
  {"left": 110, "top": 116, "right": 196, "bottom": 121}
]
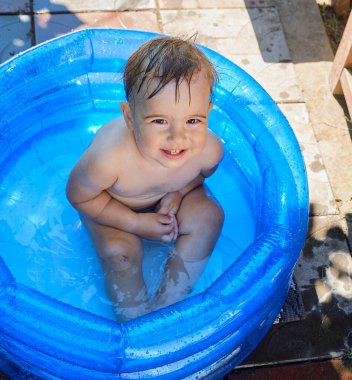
[
  {"left": 227, "top": 203, "right": 352, "bottom": 376},
  {"left": 244, "top": 0, "right": 336, "bottom": 64}
]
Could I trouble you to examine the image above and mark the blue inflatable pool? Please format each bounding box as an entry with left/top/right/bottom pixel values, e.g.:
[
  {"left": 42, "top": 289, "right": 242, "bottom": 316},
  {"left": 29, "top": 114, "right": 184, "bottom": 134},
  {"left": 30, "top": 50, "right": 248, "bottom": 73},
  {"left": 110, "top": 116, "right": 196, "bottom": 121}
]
[{"left": 0, "top": 29, "right": 308, "bottom": 379}]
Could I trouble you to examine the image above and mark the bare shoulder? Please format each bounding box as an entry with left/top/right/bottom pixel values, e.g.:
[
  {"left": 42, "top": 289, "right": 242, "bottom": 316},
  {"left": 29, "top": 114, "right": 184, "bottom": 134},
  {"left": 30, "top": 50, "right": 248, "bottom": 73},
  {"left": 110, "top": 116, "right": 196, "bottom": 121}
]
[
  {"left": 66, "top": 117, "right": 133, "bottom": 205},
  {"left": 91, "top": 117, "right": 127, "bottom": 151},
  {"left": 74, "top": 117, "right": 130, "bottom": 178}
]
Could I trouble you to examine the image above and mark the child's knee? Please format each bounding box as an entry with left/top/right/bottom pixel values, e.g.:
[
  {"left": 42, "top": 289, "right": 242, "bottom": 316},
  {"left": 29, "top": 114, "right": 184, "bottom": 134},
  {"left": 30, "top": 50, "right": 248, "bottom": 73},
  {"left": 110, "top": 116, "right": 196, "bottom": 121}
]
[
  {"left": 195, "top": 199, "right": 224, "bottom": 231},
  {"left": 181, "top": 198, "right": 224, "bottom": 235},
  {"left": 99, "top": 236, "right": 143, "bottom": 272},
  {"left": 207, "top": 201, "right": 224, "bottom": 227}
]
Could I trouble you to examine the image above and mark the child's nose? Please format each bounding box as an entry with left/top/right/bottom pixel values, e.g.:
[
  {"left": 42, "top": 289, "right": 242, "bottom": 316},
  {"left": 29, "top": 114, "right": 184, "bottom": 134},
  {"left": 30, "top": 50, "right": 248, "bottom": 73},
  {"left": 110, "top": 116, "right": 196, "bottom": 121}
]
[{"left": 168, "top": 125, "right": 186, "bottom": 143}]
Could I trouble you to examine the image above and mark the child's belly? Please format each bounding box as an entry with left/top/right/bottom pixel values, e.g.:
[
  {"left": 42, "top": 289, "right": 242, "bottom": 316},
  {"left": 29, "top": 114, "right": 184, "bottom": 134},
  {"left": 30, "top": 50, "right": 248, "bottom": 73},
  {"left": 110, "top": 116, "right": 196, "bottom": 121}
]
[{"left": 106, "top": 188, "right": 167, "bottom": 211}]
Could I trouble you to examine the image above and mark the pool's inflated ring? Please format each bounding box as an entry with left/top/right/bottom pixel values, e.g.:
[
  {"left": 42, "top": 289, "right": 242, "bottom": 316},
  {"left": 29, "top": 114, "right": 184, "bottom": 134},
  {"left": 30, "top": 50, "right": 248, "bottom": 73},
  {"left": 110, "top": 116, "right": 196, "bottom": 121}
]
[{"left": 0, "top": 29, "right": 308, "bottom": 379}]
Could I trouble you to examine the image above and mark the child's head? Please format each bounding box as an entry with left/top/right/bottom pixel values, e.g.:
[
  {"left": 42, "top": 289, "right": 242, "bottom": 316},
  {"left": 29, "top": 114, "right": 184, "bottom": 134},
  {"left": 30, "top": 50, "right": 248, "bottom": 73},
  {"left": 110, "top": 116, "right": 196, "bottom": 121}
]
[{"left": 123, "top": 36, "right": 218, "bottom": 105}]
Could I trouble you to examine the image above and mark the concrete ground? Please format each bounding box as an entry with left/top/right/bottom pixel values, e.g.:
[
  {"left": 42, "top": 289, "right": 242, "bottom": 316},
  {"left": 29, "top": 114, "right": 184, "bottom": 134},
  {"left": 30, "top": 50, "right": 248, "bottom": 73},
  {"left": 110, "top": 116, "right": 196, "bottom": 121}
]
[{"left": 0, "top": 0, "right": 351, "bottom": 378}]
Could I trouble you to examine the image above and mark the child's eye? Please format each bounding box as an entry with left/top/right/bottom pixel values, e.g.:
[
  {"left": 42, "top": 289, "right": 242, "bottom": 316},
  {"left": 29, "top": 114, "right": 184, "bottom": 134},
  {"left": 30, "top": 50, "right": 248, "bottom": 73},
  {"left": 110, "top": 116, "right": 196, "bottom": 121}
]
[
  {"left": 152, "top": 119, "right": 167, "bottom": 125},
  {"left": 187, "top": 118, "right": 202, "bottom": 125}
]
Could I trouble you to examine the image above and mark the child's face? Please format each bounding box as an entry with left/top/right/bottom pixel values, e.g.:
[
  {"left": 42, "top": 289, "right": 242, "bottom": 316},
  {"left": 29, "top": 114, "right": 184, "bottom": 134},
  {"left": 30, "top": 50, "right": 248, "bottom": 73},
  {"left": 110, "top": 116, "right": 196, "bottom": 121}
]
[{"left": 121, "top": 70, "right": 213, "bottom": 169}]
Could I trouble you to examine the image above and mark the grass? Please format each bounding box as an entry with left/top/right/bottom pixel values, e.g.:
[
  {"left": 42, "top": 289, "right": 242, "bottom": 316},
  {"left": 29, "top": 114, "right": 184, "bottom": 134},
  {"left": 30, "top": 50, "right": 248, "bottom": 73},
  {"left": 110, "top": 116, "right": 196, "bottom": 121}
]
[{"left": 319, "top": 2, "right": 351, "bottom": 53}]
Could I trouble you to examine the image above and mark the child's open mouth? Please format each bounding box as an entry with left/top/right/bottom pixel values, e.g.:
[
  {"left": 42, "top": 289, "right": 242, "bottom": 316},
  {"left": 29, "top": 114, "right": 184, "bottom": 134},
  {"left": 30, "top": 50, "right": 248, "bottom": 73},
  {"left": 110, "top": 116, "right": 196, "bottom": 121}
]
[{"left": 161, "top": 149, "right": 187, "bottom": 159}]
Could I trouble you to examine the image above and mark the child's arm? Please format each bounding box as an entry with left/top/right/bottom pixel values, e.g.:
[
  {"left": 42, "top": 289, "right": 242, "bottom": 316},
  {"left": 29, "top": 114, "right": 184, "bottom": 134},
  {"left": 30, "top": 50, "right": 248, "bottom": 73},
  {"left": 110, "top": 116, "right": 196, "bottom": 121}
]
[{"left": 66, "top": 149, "right": 175, "bottom": 242}]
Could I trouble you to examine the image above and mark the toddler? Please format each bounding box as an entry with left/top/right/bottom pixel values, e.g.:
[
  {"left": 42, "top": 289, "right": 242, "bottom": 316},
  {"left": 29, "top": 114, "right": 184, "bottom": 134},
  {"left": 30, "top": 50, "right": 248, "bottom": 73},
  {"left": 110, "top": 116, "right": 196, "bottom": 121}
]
[{"left": 66, "top": 37, "right": 224, "bottom": 321}]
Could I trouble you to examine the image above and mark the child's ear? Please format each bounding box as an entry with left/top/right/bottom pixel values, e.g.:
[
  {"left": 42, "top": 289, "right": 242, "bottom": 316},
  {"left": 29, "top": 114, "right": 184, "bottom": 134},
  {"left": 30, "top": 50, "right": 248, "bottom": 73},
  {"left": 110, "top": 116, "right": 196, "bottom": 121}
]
[
  {"left": 208, "top": 101, "right": 214, "bottom": 112},
  {"left": 120, "top": 101, "right": 134, "bottom": 130}
]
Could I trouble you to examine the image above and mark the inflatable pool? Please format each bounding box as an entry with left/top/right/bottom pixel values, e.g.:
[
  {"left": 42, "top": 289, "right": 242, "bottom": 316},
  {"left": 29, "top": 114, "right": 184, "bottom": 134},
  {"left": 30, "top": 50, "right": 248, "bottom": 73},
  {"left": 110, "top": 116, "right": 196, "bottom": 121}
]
[{"left": 0, "top": 29, "right": 308, "bottom": 379}]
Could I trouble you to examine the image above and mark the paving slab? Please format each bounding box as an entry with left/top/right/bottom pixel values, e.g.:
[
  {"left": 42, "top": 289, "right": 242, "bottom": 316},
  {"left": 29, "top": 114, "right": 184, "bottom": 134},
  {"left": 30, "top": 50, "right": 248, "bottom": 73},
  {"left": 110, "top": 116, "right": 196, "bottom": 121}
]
[
  {"left": 273, "top": 5, "right": 352, "bottom": 366},
  {"left": 35, "top": 11, "right": 160, "bottom": 44},
  {"left": 275, "top": 0, "right": 352, "bottom": 207},
  {"left": 279, "top": 103, "right": 338, "bottom": 216},
  {"left": 233, "top": 57, "right": 302, "bottom": 102},
  {"left": 161, "top": 8, "right": 287, "bottom": 58},
  {"left": 278, "top": 103, "right": 315, "bottom": 143},
  {"left": 33, "top": 0, "right": 157, "bottom": 13},
  {"left": 301, "top": 145, "right": 339, "bottom": 216},
  {"left": 0, "top": 0, "right": 30, "bottom": 14},
  {"left": 159, "top": 0, "right": 275, "bottom": 9},
  {"left": 0, "top": 15, "right": 32, "bottom": 64}
]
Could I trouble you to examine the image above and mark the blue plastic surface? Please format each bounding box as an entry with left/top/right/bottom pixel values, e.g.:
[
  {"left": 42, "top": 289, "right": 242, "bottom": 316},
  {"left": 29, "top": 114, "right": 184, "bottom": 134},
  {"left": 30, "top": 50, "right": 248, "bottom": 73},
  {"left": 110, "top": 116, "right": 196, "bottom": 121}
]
[{"left": 0, "top": 29, "right": 308, "bottom": 379}]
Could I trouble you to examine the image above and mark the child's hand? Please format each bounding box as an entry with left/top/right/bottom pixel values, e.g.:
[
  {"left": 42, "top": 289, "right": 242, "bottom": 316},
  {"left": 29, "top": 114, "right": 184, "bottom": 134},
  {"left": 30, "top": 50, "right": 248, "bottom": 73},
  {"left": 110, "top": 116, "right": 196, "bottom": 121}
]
[
  {"left": 168, "top": 212, "right": 178, "bottom": 241},
  {"left": 156, "top": 191, "right": 183, "bottom": 216},
  {"left": 133, "top": 212, "right": 177, "bottom": 243},
  {"left": 156, "top": 192, "right": 182, "bottom": 241}
]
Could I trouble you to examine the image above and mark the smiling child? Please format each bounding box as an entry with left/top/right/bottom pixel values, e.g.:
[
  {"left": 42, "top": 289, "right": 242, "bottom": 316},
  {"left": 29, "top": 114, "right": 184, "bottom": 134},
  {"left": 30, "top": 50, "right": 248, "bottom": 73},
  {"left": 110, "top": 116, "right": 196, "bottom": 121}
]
[{"left": 66, "top": 37, "right": 224, "bottom": 321}]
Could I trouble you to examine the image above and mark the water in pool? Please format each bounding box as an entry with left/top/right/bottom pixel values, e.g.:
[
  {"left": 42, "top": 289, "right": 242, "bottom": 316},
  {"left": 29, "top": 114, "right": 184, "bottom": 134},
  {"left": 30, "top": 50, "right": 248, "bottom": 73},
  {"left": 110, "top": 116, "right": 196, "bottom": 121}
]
[{"left": 0, "top": 108, "right": 257, "bottom": 321}]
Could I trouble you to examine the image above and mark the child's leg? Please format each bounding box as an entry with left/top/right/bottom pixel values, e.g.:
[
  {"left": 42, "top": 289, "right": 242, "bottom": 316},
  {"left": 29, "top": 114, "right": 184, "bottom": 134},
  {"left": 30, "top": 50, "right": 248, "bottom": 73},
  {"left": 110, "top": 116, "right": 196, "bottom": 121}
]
[
  {"left": 82, "top": 217, "right": 148, "bottom": 322},
  {"left": 153, "top": 186, "right": 224, "bottom": 309}
]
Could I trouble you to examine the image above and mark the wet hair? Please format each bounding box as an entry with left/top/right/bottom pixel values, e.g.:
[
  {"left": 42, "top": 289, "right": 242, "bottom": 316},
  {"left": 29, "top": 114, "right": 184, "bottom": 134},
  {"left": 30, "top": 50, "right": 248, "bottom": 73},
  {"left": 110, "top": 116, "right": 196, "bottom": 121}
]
[{"left": 123, "top": 37, "right": 218, "bottom": 103}]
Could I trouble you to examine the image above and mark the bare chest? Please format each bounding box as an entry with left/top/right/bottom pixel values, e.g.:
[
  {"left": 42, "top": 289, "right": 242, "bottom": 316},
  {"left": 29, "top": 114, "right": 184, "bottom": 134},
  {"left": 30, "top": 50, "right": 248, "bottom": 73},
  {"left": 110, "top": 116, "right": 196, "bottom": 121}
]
[{"left": 107, "top": 163, "right": 200, "bottom": 208}]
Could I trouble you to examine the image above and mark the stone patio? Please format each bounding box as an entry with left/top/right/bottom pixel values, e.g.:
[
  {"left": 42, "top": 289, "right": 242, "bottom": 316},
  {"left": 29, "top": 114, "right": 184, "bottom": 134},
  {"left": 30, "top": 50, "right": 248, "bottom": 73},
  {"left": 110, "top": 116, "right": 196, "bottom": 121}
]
[{"left": 0, "top": 0, "right": 351, "bottom": 377}]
